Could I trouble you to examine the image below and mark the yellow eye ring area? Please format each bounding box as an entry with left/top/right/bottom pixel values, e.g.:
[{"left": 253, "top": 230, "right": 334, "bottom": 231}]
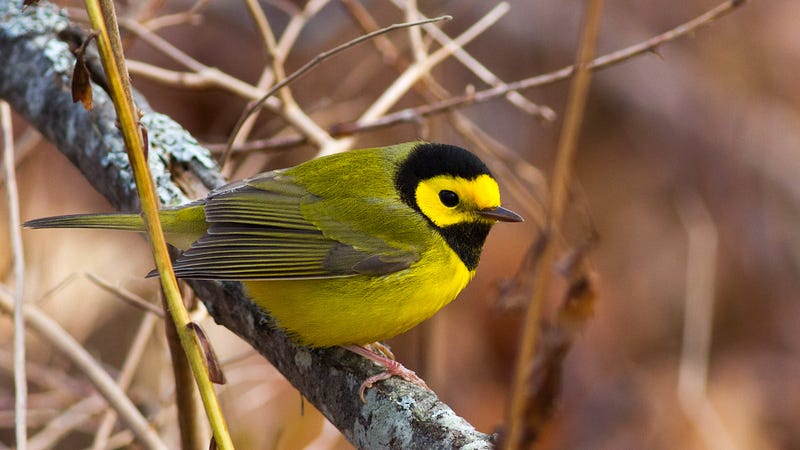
[{"left": 415, "top": 174, "right": 502, "bottom": 228}]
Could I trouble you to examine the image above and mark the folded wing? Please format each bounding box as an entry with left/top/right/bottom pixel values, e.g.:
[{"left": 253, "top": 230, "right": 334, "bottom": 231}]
[{"left": 165, "top": 172, "right": 419, "bottom": 280}]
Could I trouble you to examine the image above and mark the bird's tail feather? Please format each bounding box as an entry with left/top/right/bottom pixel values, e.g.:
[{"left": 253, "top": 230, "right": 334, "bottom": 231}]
[{"left": 24, "top": 213, "right": 145, "bottom": 231}]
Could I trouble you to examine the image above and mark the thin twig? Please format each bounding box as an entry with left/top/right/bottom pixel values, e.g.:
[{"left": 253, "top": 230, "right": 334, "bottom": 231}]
[
  {"left": 85, "top": 273, "right": 165, "bottom": 317},
  {"left": 223, "top": 14, "right": 452, "bottom": 160},
  {"left": 244, "top": 0, "right": 287, "bottom": 101},
  {"left": 505, "top": 0, "right": 604, "bottom": 448},
  {"left": 230, "top": 0, "right": 324, "bottom": 170},
  {"left": 2, "top": 100, "right": 26, "bottom": 450},
  {"left": 223, "top": 0, "right": 327, "bottom": 156},
  {"left": 355, "top": 4, "right": 505, "bottom": 126},
  {"left": 29, "top": 273, "right": 81, "bottom": 310},
  {"left": 125, "top": 59, "right": 260, "bottom": 96},
  {"left": 318, "top": 3, "right": 507, "bottom": 157},
  {"left": 142, "top": 12, "right": 204, "bottom": 32},
  {"left": 405, "top": 0, "right": 427, "bottom": 63},
  {"left": 118, "top": 16, "right": 207, "bottom": 72},
  {"left": 0, "top": 288, "right": 168, "bottom": 450},
  {"left": 390, "top": 0, "right": 555, "bottom": 120},
  {"left": 274, "top": 0, "right": 330, "bottom": 61},
  {"left": 101, "top": 8, "right": 332, "bottom": 152},
  {"left": 231, "top": 0, "right": 331, "bottom": 160},
  {"left": 221, "top": 0, "right": 287, "bottom": 173},
  {"left": 341, "top": 0, "right": 401, "bottom": 65},
  {"left": 142, "top": 0, "right": 210, "bottom": 32},
  {"left": 220, "top": 65, "right": 276, "bottom": 178}
]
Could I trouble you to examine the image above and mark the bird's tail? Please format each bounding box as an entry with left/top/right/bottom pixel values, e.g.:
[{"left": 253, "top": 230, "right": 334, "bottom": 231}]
[
  {"left": 25, "top": 204, "right": 208, "bottom": 251},
  {"left": 24, "top": 213, "right": 145, "bottom": 231}
]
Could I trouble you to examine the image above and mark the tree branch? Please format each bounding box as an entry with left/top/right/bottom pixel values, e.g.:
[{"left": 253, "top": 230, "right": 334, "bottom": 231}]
[{"left": 0, "top": 2, "right": 492, "bottom": 449}]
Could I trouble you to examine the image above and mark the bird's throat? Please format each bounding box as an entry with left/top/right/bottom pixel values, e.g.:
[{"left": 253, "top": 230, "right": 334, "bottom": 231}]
[{"left": 436, "top": 221, "right": 493, "bottom": 271}]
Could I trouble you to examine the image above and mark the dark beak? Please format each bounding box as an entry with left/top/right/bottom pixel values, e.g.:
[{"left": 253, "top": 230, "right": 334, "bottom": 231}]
[{"left": 478, "top": 206, "right": 524, "bottom": 223}]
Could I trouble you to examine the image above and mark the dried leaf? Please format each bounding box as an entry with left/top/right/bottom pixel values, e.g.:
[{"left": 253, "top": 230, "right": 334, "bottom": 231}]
[
  {"left": 557, "top": 270, "right": 598, "bottom": 332},
  {"left": 71, "top": 53, "right": 92, "bottom": 111},
  {"left": 556, "top": 237, "right": 598, "bottom": 333},
  {"left": 70, "top": 32, "right": 98, "bottom": 111},
  {"left": 187, "top": 322, "right": 226, "bottom": 384}
]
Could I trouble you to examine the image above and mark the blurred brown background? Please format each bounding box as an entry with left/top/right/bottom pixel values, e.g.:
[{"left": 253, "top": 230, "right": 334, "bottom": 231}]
[{"left": 2, "top": 0, "right": 798, "bottom": 449}]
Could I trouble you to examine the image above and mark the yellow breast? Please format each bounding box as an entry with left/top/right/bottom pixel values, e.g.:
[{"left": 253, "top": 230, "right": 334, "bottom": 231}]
[{"left": 243, "top": 238, "right": 473, "bottom": 347}]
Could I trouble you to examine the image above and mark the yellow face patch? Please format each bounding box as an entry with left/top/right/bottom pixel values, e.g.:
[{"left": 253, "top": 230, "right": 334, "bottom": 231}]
[{"left": 414, "top": 174, "right": 501, "bottom": 227}]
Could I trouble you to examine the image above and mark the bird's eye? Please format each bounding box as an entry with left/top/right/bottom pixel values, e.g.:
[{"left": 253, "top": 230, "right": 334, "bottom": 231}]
[{"left": 438, "top": 190, "right": 459, "bottom": 207}]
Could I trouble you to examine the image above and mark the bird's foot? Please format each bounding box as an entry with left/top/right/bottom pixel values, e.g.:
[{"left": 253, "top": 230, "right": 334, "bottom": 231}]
[{"left": 345, "top": 344, "right": 429, "bottom": 402}]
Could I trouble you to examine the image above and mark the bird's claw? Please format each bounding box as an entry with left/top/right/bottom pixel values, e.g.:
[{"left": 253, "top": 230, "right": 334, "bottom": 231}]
[
  {"left": 357, "top": 357, "right": 429, "bottom": 403},
  {"left": 346, "top": 344, "right": 430, "bottom": 402}
]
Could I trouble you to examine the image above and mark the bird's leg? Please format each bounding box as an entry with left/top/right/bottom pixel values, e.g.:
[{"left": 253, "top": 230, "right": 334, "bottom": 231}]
[
  {"left": 366, "top": 341, "right": 395, "bottom": 360},
  {"left": 344, "top": 344, "right": 429, "bottom": 402}
]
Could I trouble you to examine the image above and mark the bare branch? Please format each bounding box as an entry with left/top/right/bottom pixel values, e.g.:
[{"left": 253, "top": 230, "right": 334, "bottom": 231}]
[
  {"left": 85, "top": 273, "right": 165, "bottom": 317},
  {"left": 390, "top": 0, "right": 555, "bottom": 121},
  {"left": 224, "top": 13, "right": 452, "bottom": 159}
]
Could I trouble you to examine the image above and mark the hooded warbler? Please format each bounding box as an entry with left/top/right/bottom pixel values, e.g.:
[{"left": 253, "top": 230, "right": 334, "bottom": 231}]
[{"left": 25, "top": 141, "right": 523, "bottom": 396}]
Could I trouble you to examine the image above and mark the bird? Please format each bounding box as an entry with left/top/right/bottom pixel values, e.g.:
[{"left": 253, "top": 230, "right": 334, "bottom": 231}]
[{"left": 25, "top": 141, "right": 523, "bottom": 400}]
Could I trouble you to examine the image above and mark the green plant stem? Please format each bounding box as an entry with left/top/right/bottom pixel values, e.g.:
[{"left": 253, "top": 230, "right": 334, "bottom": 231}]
[{"left": 82, "top": 1, "right": 233, "bottom": 448}]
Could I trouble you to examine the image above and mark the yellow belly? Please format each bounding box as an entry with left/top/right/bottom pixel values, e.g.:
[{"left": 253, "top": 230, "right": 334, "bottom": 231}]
[{"left": 243, "top": 242, "right": 473, "bottom": 347}]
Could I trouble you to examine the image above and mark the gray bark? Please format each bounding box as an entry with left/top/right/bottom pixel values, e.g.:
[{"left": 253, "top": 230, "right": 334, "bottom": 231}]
[{"left": 0, "top": 2, "right": 494, "bottom": 448}]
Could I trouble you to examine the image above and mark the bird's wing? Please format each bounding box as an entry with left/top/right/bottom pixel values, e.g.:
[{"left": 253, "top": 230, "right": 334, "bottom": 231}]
[{"left": 166, "top": 172, "right": 420, "bottom": 280}]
